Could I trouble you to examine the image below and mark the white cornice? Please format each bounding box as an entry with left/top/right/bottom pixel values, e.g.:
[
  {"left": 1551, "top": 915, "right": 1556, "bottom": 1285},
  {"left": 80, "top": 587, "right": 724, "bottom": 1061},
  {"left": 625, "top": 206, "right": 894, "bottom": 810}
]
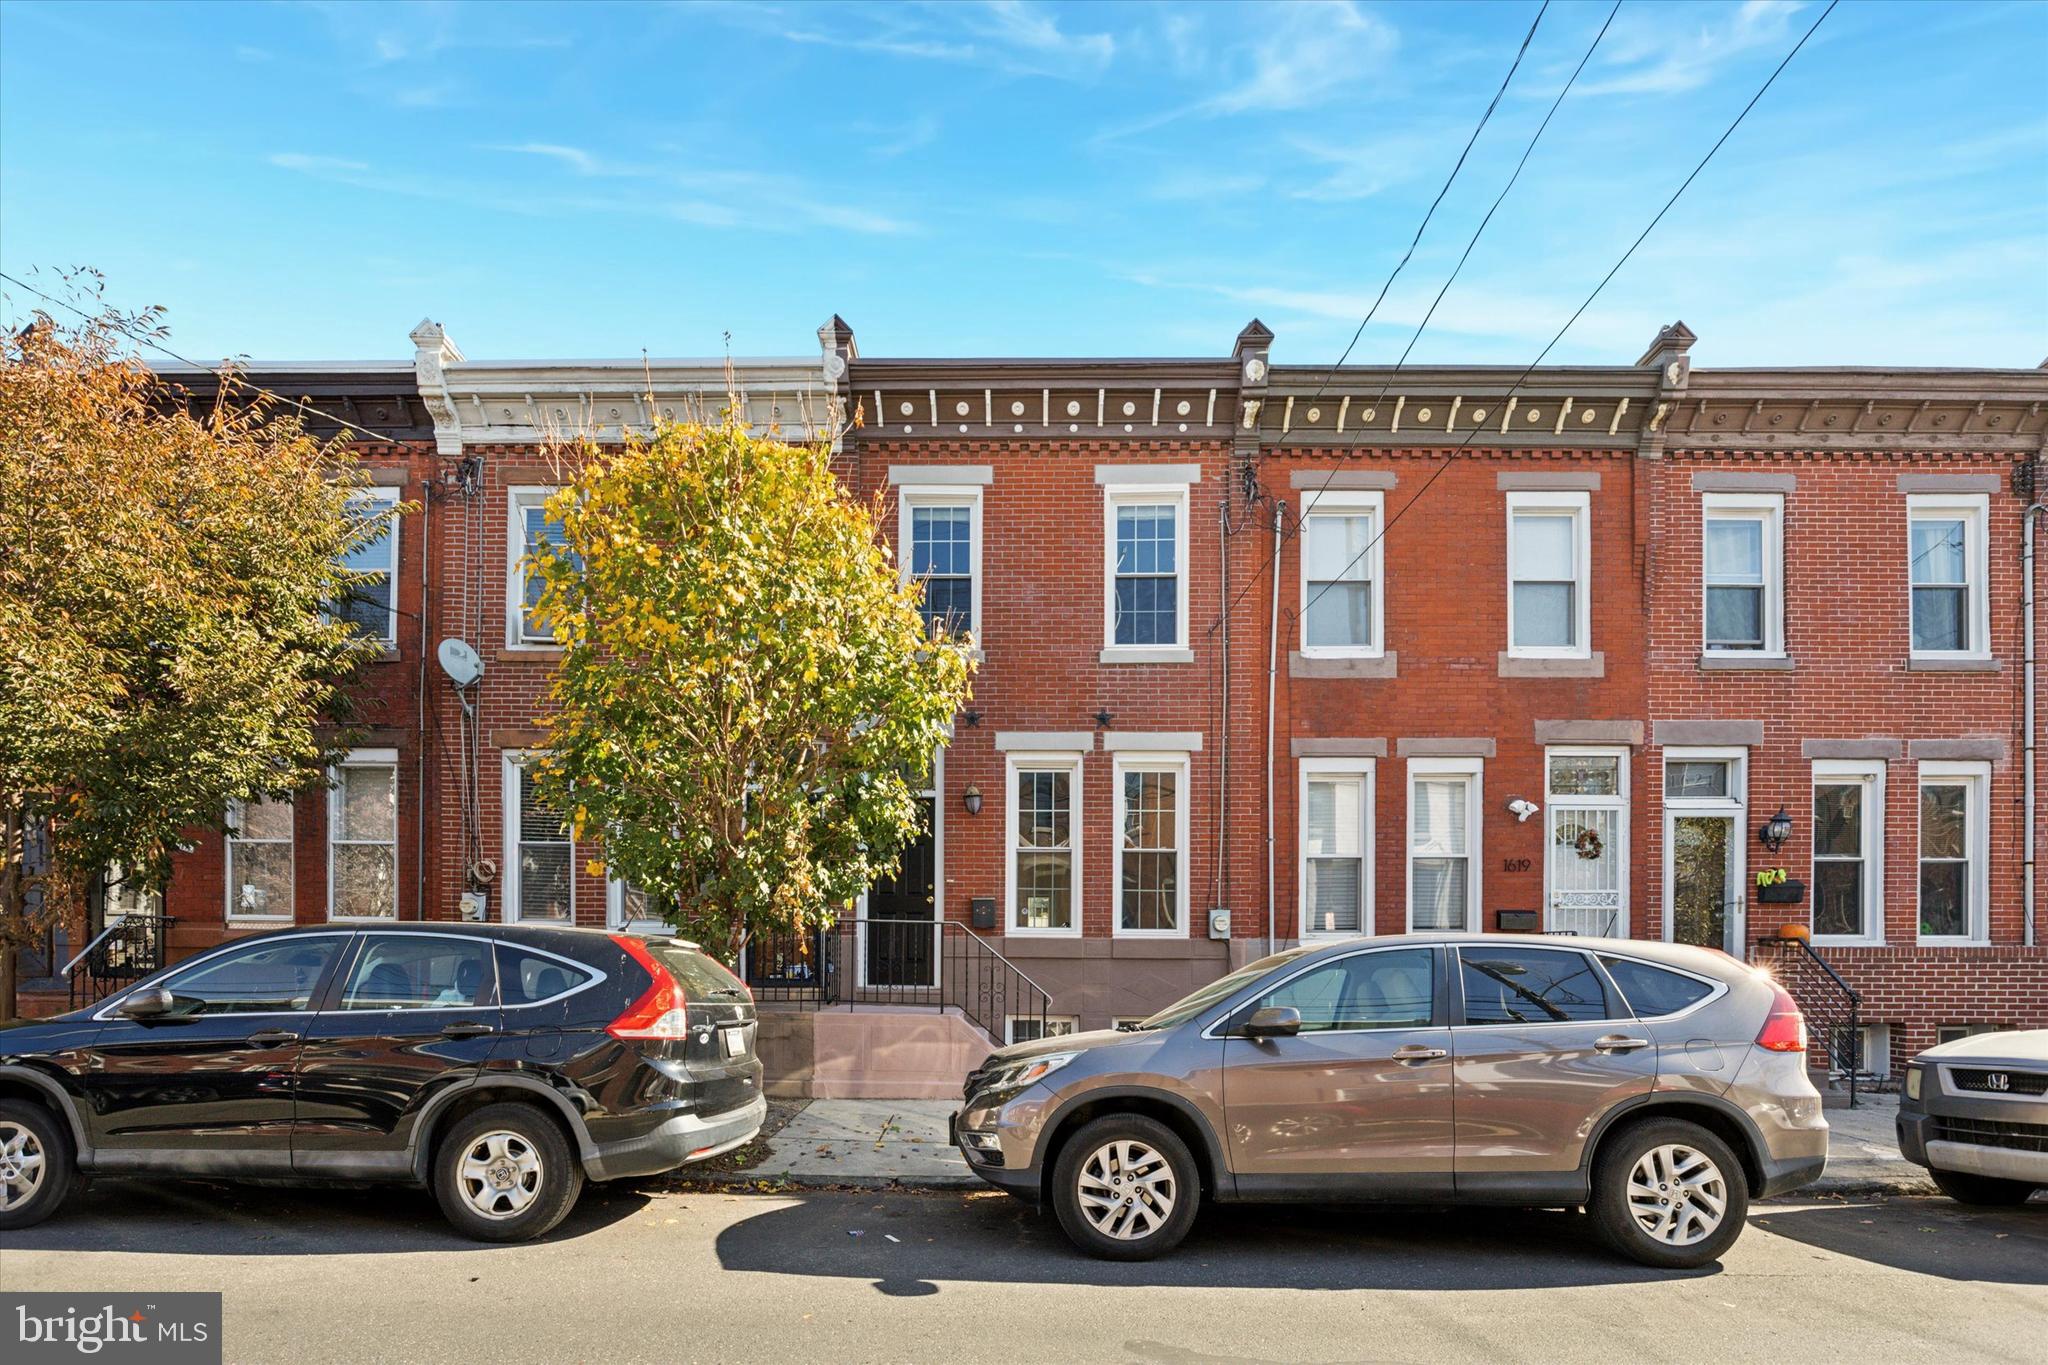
[{"left": 411, "top": 322, "right": 844, "bottom": 455}]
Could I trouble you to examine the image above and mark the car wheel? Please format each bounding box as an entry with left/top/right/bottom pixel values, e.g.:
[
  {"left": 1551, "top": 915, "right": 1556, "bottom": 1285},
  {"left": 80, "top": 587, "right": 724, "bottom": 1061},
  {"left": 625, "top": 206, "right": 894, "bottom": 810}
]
[
  {"left": 1589, "top": 1118, "right": 1748, "bottom": 1269},
  {"left": 0, "top": 1099, "right": 74, "bottom": 1232},
  {"left": 432, "top": 1103, "right": 584, "bottom": 1243},
  {"left": 1929, "top": 1168, "right": 2038, "bottom": 1206},
  {"left": 1051, "top": 1115, "right": 1200, "bottom": 1262}
]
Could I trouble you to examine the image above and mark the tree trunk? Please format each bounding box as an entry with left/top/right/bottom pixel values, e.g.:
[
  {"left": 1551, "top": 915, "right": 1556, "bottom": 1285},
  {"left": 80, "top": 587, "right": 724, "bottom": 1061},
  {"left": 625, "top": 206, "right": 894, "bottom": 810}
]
[{"left": 0, "top": 942, "right": 17, "bottom": 1023}]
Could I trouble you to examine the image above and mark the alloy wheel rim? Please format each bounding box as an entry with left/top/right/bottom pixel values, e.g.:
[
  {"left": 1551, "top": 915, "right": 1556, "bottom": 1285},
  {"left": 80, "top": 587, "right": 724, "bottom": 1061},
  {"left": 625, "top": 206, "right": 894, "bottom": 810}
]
[
  {"left": 457, "top": 1131, "right": 543, "bottom": 1220},
  {"left": 0, "top": 1121, "right": 46, "bottom": 1213},
  {"left": 1626, "top": 1143, "right": 1727, "bottom": 1247},
  {"left": 1076, "top": 1139, "right": 1175, "bottom": 1240}
]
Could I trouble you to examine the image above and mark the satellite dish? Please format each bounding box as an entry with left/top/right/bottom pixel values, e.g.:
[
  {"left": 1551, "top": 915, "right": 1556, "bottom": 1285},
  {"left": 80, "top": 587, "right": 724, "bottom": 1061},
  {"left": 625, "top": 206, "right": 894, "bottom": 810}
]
[{"left": 437, "top": 638, "right": 483, "bottom": 688}]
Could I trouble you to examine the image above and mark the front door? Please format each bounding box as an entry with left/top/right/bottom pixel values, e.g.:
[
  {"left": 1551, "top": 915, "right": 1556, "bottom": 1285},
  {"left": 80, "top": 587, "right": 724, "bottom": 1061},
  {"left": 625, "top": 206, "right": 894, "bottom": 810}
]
[
  {"left": 86, "top": 934, "right": 349, "bottom": 1169},
  {"left": 292, "top": 932, "right": 502, "bottom": 1172},
  {"left": 1221, "top": 945, "right": 1454, "bottom": 1196},
  {"left": 863, "top": 798, "right": 937, "bottom": 988},
  {"left": 1450, "top": 945, "right": 1658, "bottom": 1190},
  {"left": 1669, "top": 814, "right": 1739, "bottom": 954}
]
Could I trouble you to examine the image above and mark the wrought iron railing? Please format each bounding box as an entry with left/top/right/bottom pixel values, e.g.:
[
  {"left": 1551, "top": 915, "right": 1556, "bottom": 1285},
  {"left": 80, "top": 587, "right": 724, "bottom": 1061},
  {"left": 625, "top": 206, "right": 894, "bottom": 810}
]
[
  {"left": 1752, "top": 934, "right": 1861, "bottom": 1109},
  {"left": 67, "top": 914, "right": 177, "bottom": 1009},
  {"left": 742, "top": 918, "right": 1052, "bottom": 1045}
]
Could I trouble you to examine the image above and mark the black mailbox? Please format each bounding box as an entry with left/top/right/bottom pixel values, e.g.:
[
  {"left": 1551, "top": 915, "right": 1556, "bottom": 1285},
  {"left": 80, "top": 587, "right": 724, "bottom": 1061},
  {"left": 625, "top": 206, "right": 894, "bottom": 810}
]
[
  {"left": 1496, "top": 909, "right": 1540, "bottom": 933},
  {"left": 970, "top": 896, "right": 997, "bottom": 930}
]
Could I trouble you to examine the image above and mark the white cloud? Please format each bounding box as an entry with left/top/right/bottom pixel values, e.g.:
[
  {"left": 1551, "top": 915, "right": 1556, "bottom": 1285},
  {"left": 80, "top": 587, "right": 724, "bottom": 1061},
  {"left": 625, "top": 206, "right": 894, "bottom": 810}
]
[
  {"left": 1576, "top": 0, "right": 1807, "bottom": 97},
  {"left": 267, "top": 152, "right": 371, "bottom": 175},
  {"left": 716, "top": 0, "right": 1113, "bottom": 80}
]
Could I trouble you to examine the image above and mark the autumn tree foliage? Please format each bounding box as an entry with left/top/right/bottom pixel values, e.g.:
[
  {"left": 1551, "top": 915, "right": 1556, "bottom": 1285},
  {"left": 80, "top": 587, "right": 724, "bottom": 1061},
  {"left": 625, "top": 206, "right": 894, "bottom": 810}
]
[
  {"left": 0, "top": 290, "right": 392, "bottom": 1015},
  {"left": 527, "top": 417, "right": 974, "bottom": 963}
]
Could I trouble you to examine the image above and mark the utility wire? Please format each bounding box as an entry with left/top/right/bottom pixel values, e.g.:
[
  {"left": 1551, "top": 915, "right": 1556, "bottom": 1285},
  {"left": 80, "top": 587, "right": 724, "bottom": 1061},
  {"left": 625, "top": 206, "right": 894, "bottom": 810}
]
[
  {"left": 1210, "top": 0, "right": 1553, "bottom": 628},
  {"left": 1297, "top": 0, "right": 1838, "bottom": 626},
  {"left": 1, "top": 268, "right": 422, "bottom": 447},
  {"left": 1294, "top": 0, "right": 1621, "bottom": 532}
]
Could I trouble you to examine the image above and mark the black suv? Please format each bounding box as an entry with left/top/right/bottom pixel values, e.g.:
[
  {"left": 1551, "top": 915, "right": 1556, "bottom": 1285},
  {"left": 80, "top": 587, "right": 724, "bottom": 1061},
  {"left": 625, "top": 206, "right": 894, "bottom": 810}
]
[{"left": 0, "top": 923, "right": 763, "bottom": 1241}]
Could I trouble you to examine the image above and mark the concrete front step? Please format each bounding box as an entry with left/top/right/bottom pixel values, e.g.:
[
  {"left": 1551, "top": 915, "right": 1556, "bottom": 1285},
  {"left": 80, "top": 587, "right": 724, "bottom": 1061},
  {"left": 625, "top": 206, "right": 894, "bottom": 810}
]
[{"left": 757, "top": 1005, "right": 995, "bottom": 1101}]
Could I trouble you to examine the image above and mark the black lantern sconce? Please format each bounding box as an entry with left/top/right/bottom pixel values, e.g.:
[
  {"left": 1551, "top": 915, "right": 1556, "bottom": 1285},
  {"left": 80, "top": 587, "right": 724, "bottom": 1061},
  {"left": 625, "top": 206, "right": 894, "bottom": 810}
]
[
  {"left": 962, "top": 785, "right": 983, "bottom": 817},
  {"left": 1758, "top": 807, "right": 1793, "bottom": 853}
]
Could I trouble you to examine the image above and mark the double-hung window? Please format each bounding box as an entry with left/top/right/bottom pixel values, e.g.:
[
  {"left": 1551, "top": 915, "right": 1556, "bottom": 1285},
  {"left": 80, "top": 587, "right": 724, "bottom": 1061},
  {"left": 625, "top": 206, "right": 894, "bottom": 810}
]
[
  {"left": 1407, "top": 758, "right": 1481, "bottom": 932},
  {"left": 508, "top": 486, "right": 575, "bottom": 646},
  {"left": 504, "top": 753, "right": 573, "bottom": 922},
  {"left": 1008, "top": 755, "right": 1080, "bottom": 934},
  {"left": 1114, "top": 754, "right": 1187, "bottom": 936},
  {"left": 1506, "top": 492, "right": 1591, "bottom": 657},
  {"left": 1102, "top": 482, "right": 1190, "bottom": 658},
  {"left": 329, "top": 749, "right": 398, "bottom": 919},
  {"left": 1299, "top": 492, "right": 1384, "bottom": 656},
  {"left": 226, "top": 795, "right": 294, "bottom": 922},
  {"left": 1918, "top": 761, "right": 1988, "bottom": 944},
  {"left": 899, "top": 488, "right": 980, "bottom": 642},
  {"left": 1811, "top": 761, "right": 1884, "bottom": 944},
  {"left": 336, "top": 487, "right": 400, "bottom": 645},
  {"left": 1299, "top": 760, "right": 1372, "bottom": 938},
  {"left": 1545, "top": 749, "right": 1627, "bottom": 937},
  {"left": 1907, "top": 495, "right": 1989, "bottom": 660},
  {"left": 1702, "top": 493, "right": 1783, "bottom": 655}
]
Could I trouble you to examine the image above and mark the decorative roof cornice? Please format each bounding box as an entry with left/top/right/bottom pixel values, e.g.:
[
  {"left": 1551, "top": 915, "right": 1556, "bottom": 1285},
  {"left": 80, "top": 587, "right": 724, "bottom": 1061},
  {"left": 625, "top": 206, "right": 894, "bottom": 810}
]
[
  {"left": 849, "top": 357, "right": 1238, "bottom": 440},
  {"left": 148, "top": 362, "right": 433, "bottom": 443},
  {"left": 410, "top": 319, "right": 844, "bottom": 455}
]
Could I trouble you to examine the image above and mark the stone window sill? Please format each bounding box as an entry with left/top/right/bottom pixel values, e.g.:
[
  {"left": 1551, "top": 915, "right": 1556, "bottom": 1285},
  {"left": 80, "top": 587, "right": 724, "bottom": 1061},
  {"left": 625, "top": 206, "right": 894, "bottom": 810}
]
[
  {"left": 1698, "top": 653, "right": 1795, "bottom": 672},
  {"left": 1099, "top": 647, "right": 1195, "bottom": 665},
  {"left": 1498, "top": 652, "right": 1604, "bottom": 678},
  {"left": 1290, "top": 651, "right": 1398, "bottom": 679},
  {"left": 1906, "top": 657, "right": 2000, "bottom": 673}
]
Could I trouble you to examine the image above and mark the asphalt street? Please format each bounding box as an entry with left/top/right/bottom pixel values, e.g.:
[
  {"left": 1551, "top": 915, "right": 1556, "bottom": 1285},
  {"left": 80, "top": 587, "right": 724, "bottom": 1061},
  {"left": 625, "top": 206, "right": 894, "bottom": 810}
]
[{"left": 2, "top": 1180, "right": 2042, "bottom": 1364}]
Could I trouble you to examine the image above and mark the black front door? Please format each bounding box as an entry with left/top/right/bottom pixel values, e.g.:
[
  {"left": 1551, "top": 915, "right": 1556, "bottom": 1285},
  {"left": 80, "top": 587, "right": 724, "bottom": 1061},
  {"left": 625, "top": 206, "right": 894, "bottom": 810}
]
[
  {"left": 865, "top": 800, "right": 936, "bottom": 988},
  {"left": 86, "top": 934, "right": 350, "bottom": 1171},
  {"left": 292, "top": 932, "right": 503, "bottom": 1173}
]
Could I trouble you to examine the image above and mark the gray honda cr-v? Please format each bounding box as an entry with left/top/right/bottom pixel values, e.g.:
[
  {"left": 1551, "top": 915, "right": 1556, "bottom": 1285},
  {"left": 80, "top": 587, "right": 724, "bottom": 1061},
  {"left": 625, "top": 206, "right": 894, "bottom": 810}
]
[{"left": 953, "top": 934, "right": 1826, "bottom": 1268}]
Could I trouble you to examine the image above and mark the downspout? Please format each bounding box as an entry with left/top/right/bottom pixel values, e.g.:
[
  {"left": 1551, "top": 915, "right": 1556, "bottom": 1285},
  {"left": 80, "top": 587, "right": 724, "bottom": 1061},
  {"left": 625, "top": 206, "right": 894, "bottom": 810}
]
[
  {"left": 1266, "top": 500, "right": 1284, "bottom": 956},
  {"left": 2025, "top": 494, "right": 2043, "bottom": 947},
  {"left": 1216, "top": 502, "right": 1228, "bottom": 914},
  {"left": 417, "top": 470, "right": 432, "bottom": 921}
]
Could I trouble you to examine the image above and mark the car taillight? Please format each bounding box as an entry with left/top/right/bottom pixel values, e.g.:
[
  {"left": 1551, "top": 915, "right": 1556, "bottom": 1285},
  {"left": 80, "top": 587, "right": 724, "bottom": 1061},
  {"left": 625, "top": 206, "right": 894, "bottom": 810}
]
[
  {"left": 1755, "top": 981, "right": 1808, "bottom": 1053},
  {"left": 608, "top": 934, "right": 689, "bottom": 1041}
]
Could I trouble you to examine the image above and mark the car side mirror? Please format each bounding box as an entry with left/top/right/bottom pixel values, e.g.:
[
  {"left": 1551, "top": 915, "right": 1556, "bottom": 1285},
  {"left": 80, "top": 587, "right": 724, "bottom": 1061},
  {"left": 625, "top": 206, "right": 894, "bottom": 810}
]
[
  {"left": 1242, "top": 1006, "right": 1301, "bottom": 1040},
  {"left": 117, "top": 986, "right": 174, "bottom": 1020}
]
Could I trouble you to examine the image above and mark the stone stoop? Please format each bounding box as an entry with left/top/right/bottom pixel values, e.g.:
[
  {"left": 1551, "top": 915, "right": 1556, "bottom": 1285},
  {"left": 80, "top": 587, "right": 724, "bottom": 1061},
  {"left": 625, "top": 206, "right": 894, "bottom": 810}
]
[{"left": 756, "top": 1005, "right": 996, "bottom": 1101}]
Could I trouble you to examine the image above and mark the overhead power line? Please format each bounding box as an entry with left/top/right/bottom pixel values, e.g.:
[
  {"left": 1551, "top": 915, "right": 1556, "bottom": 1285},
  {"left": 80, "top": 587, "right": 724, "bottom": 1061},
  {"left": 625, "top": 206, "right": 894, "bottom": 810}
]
[
  {"left": 1, "top": 268, "right": 422, "bottom": 447},
  {"left": 1297, "top": 0, "right": 1839, "bottom": 626}
]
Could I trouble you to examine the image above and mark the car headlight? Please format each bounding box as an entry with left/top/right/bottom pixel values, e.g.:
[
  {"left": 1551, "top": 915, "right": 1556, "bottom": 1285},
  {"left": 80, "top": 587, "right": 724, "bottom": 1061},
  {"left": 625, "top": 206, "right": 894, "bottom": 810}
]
[
  {"left": 981, "top": 1051, "right": 1080, "bottom": 1095},
  {"left": 1906, "top": 1066, "right": 1923, "bottom": 1101}
]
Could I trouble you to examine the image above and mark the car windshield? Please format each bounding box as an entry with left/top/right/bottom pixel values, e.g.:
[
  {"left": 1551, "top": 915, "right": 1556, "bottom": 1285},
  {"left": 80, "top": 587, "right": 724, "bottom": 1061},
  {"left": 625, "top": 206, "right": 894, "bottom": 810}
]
[{"left": 1135, "top": 947, "right": 1316, "bottom": 1031}]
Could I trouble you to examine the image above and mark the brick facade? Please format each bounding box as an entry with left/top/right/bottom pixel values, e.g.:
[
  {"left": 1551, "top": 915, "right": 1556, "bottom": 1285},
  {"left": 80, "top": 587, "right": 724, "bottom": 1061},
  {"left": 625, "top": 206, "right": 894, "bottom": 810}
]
[{"left": 41, "top": 323, "right": 2042, "bottom": 1075}]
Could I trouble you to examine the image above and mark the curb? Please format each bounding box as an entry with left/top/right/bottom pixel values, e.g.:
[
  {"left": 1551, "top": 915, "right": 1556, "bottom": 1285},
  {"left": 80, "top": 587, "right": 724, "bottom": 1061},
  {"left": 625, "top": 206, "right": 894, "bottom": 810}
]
[{"left": 672, "top": 1169, "right": 984, "bottom": 1194}]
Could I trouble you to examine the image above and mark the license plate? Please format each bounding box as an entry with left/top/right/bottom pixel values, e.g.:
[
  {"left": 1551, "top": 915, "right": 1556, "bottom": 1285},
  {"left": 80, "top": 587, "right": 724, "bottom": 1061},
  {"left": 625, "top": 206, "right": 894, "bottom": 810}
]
[{"left": 723, "top": 1025, "right": 748, "bottom": 1058}]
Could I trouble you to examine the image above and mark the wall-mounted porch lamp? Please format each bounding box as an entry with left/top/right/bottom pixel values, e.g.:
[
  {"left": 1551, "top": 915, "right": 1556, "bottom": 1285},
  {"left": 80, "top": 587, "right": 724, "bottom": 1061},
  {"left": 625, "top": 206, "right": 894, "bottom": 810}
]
[
  {"left": 1758, "top": 807, "right": 1793, "bottom": 853},
  {"left": 962, "top": 785, "right": 983, "bottom": 817}
]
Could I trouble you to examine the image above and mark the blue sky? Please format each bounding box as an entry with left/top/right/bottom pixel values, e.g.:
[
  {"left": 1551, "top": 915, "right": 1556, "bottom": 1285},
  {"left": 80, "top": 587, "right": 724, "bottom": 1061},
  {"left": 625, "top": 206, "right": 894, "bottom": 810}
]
[{"left": 2, "top": 0, "right": 2043, "bottom": 367}]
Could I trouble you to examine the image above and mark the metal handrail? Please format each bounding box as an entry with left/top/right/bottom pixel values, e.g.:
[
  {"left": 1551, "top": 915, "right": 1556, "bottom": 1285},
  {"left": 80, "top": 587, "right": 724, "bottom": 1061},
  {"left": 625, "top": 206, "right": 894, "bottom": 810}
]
[
  {"left": 949, "top": 922, "right": 1055, "bottom": 1001},
  {"left": 59, "top": 914, "right": 131, "bottom": 977},
  {"left": 1756, "top": 933, "right": 1862, "bottom": 1109}
]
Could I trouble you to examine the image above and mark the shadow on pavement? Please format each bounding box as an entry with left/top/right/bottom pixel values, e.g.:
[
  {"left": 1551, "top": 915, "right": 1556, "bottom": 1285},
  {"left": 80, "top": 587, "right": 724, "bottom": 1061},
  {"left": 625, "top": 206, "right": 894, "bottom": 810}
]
[
  {"left": 0, "top": 1175, "right": 654, "bottom": 1256},
  {"left": 1751, "top": 1197, "right": 2048, "bottom": 1285},
  {"left": 714, "top": 1191, "right": 1714, "bottom": 1294}
]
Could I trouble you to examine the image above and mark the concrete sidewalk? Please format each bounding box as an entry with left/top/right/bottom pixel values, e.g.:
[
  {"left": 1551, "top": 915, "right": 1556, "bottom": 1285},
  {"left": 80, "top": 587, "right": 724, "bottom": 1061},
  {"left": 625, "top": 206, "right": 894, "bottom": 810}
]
[{"left": 701, "top": 1092, "right": 1931, "bottom": 1195}]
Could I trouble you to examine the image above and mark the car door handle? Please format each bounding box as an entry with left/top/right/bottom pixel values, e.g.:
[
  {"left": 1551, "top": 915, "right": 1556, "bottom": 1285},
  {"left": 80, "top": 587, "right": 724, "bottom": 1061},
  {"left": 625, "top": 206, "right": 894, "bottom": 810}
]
[
  {"left": 1595, "top": 1034, "right": 1652, "bottom": 1053},
  {"left": 441, "top": 1021, "right": 495, "bottom": 1039},
  {"left": 1391, "top": 1045, "right": 1448, "bottom": 1063},
  {"left": 244, "top": 1029, "right": 301, "bottom": 1047}
]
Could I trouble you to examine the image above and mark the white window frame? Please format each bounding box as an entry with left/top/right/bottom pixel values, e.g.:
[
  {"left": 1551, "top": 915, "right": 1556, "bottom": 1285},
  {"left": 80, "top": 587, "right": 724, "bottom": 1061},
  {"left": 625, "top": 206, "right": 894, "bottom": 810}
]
[
  {"left": 1810, "top": 760, "right": 1886, "bottom": 947},
  {"left": 507, "top": 485, "right": 565, "bottom": 648},
  {"left": 1658, "top": 747, "right": 1748, "bottom": 949},
  {"left": 1102, "top": 483, "right": 1191, "bottom": 657},
  {"left": 898, "top": 485, "right": 983, "bottom": 647},
  {"left": 339, "top": 486, "right": 402, "bottom": 646},
  {"left": 1298, "top": 490, "right": 1385, "bottom": 658},
  {"left": 327, "top": 747, "right": 399, "bottom": 922},
  {"left": 1543, "top": 746, "right": 1630, "bottom": 937},
  {"left": 1906, "top": 494, "right": 1990, "bottom": 662},
  {"left": 1405, "top": 757, "right": 1482, "bottom": 933},
  {"left": 1297, "top": 757, "right": 1375, "bottom": 940},
  {"left": 1112, "top": 752, "right": 1190, "bottom": 938},
  {"left": 1005, "top": 751, "right": 1083, "bottom": 938},
  {"left": 1701, "top": 492, "right": 1783, "bottom": 656},
  {"left": 1005, "top": 1015, "right": 1078, "bottom": 1046},
  {"left": 1916, "top": 759, "right": 1989, "bottom": 946},
  {"left": 1505, "top": 491, "right": 1592, "bottom": 659},
  {"left": 606, "top": 877, "right": 669, "bottom": 934},
  {"left": 502, "top": 750, "right": 575, "bottom": 924},
  {"left": 225, "top": 795, "right": 295, "bottom": 923}
]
